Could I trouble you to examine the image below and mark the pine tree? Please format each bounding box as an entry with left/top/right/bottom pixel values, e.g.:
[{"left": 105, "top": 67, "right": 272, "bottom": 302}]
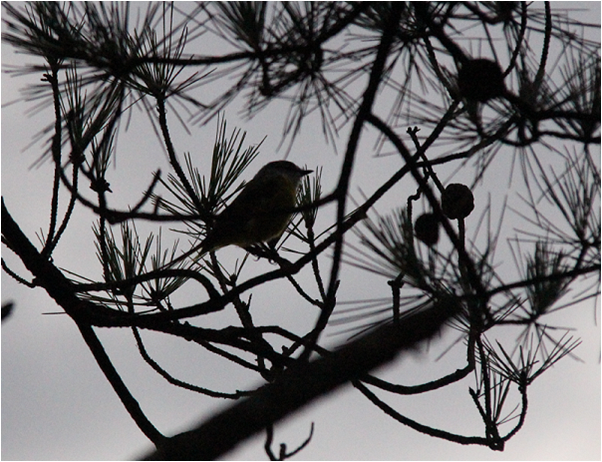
[{"left": 2, "top": 3, "right": 600, "bottom": 459}]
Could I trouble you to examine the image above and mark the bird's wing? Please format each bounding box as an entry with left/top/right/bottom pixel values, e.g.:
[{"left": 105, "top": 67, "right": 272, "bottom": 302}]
[{"left": 218, "top": 176, "right": 285, "bottom": 222}]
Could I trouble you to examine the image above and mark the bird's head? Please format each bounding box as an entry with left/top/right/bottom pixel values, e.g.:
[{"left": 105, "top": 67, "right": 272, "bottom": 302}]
[{"left": 255, "top": 161, "right": 312, "bottom": 186}]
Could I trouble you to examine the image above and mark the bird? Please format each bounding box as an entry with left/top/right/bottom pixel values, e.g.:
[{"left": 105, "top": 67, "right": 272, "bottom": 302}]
[
  {"left": 199, "top": 160, "right": 312, "bottom": 254},
  {"left": 160, "top": 161, "right": 311, "bottom": 270}
]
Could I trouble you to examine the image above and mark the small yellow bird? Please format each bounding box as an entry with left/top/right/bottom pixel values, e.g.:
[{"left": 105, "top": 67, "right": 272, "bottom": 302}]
[{"left": 200, "top": 160, "right": 312, "bottom": 253}]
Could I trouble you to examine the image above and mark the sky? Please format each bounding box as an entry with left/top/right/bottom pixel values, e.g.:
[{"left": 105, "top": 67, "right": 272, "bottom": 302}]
[{"left": 1, "top": 3, "right": 600, "bottom": 461}]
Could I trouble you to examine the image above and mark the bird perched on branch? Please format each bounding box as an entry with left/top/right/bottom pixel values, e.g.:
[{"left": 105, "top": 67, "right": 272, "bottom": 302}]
[
  {"left": 163, "top": 161, "right": 311, "bottom": 269},
  {"left": 200, "top": 160, "right": 312, "bottom": 253}
]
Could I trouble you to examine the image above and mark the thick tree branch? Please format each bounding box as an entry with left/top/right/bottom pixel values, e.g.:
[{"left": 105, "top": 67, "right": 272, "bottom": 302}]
[{"left": 143, "top": 297, "right": 461, "bottom": 460}]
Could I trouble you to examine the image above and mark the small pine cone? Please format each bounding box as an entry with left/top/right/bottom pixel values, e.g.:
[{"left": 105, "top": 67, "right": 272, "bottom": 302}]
[
  {"left": 441, "top": 183, "right": 475, "bottom": 219},
  {"left": 414, "top": 213, "right": 440, "bottom": 246},
  {"left": 458, "top": 59, "right": 505, "bottom": 102}
]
